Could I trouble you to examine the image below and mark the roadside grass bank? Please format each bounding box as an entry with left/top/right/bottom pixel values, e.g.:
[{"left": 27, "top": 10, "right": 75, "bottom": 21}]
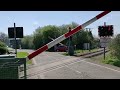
[
  {"left": 17, "top": 52, "right": 33, "bottom": 65},
  {"left": 89, "top": 52, "right": 120, "bottom": 67}
]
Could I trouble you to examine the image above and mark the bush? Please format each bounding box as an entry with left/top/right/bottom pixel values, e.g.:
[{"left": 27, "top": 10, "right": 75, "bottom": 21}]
[
  {"left": 0, "top": 47, "right": 8, "bottom": 55},
  {"left": 0, "top": 41, "right": 8, "bottom": 55},
  {"left": 112, "top": 60, "right": 120, "bottom": 67},
  {"left": 102, "top": 57, "right": 120, "bottom": 67}
]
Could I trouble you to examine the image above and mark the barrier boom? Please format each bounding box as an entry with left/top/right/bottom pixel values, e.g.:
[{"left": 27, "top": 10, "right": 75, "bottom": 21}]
[{"left": 27, "top": 11, "right": 111, "bottom": 60}]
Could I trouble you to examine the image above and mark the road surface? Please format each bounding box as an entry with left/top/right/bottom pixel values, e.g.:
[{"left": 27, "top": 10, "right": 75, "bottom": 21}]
[{"left": 18, "top": 49, "right": 120, "bottom": 79}]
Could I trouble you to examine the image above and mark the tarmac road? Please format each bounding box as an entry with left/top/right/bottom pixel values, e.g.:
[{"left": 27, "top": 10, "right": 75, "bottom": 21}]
[{"left": 18, "top": 49, "right": 120, "bottom": 79}]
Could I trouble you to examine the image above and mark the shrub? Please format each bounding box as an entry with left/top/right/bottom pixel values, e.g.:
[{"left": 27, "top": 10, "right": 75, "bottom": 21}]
[
  {"left": 0, "top": 47, "right": 8, "bottom": 55},
  {"left": 0, "top": 41, "right": 8, "bottom": 55},
  {"left": 0, "top": 41, "right": 6, "bottom": 47},
  {"left": 103, "top": 57, "right": 120, "bottom": 67}
]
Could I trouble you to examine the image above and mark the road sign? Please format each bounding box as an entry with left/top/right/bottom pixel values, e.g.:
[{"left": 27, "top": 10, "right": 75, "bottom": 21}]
[
  {"left": 100, "top": 42, "right": 108, "bottom": 48},
  {"left": 100, "top": 37, "right": 111, "bottom": 43},
  {"left": 100, "top": 37, "right": 111, "bottom": 48},
  {"left": 27, "top": 11, "right": 111, "bottom": 60},
  {"left": 8, "top": 27, "right": 23, "bottom": 38}
]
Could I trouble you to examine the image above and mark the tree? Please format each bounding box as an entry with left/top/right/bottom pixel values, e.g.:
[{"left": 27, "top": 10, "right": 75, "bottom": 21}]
[
  {"left": 21, "top": 35, "right": 34, "bottom": 49},
  {"left": 59, "top": 22, "right": 79, "bottom": 45},
  {"left": 32, "top": 22, "right": 96, "bottom": 51},
  {"left": 0, "top": 32, "right": 8, "bottom": 45},
  {"left": 33, "top": 25, "right": 60, "bottom": 51},
  {"left": 42, "top": 25, "right": 60, "bottom": 44},
  {"left": 33, "top": 32, "right": 44, "bottom": 49}
]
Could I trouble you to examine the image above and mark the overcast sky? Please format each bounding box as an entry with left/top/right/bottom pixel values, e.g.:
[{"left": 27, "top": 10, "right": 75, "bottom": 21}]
[{"left": 0, "top": 11, "right": 119, "bottom": 37}]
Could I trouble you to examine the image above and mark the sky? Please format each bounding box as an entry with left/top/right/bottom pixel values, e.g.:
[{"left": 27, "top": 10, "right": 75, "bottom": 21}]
[{"left": 0, "top": 11, "right": 119, "bottom": 37}]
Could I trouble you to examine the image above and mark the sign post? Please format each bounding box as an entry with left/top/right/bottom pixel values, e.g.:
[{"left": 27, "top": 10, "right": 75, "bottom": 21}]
[
  {"left": 104, "top": 47, "right": 105, "bottom": 60},
  {"left": 8, "top": 25, "right": 23, "bottom": 56},
  {"left": 14, "top": 23, "right": 17, "bottom": 57}
]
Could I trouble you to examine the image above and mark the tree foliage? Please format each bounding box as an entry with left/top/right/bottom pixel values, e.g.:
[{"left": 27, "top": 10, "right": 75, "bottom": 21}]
[
  {"left": 21, "top": 22, "right": 97, "bottom": 51},
  {"left": 33, "top": 30, "right": 44, "bottom": 49},
  {"left": 21, "top": 35, "right": 34, "bottom": 49}
]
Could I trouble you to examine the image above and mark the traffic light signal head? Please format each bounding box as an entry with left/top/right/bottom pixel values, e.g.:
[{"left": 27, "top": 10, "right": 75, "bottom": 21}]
[
  {"left": 98, "top": 25, "right": 114, "bottom": 37},
  {"left": 108, "top": 25, "right": 113, "bottom": 36},
  {"left": 98, "top": 26, "right": 105, "bottom": 37}
]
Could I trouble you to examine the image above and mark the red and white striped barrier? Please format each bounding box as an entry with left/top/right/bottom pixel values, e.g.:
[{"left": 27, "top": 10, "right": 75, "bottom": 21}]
[{"left": 27, "top": 11, "right": 111, "bottom": 60}]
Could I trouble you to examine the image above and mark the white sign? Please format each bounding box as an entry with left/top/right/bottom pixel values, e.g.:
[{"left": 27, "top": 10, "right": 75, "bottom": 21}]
[
  {"left": 100, "top": 37, "right": 111, "bottom": 43},
  {"left": 100, "top": 37, "right": 111, "bottom": 48},
  {"left": 100, "top": 42, "right": 108, "bottom": 48}
]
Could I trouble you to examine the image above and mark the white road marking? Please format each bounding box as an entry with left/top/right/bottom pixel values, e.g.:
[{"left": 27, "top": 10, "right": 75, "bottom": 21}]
[{"left": 82, "top": 60, "right": 120, "bottom": 73}]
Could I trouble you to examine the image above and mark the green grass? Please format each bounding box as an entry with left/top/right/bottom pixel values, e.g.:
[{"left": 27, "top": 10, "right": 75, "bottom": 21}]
[
  {"left": 17, "top": 52, "right": 33, "bottom": 65},
  {"left": 89, "top": 51, "right": 120, "bottom": 67},
  {"left": 102, "top": 54, "right": 120, "bottom": 67}
]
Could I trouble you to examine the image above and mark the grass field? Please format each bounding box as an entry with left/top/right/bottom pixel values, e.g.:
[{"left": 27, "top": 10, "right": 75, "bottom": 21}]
[{"left": 17, "top": 52, "right": 33, "bottom": 65}]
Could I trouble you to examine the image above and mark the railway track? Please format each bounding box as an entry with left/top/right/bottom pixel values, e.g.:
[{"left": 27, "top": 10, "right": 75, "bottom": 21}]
[{"left": 75, "top": 48, "right": 110, "bottom": 58}]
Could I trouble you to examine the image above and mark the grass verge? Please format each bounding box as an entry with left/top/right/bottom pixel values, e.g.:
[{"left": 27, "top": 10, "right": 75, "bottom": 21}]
[
  {"left": 89, "top": 51, "right": 120, "bottom": 67},
  {"left": 17, "top": 52, "right": 33, "bottom": 65},
  {"left": 102, "top": 55, "right": 120, "bottom": 67}
]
